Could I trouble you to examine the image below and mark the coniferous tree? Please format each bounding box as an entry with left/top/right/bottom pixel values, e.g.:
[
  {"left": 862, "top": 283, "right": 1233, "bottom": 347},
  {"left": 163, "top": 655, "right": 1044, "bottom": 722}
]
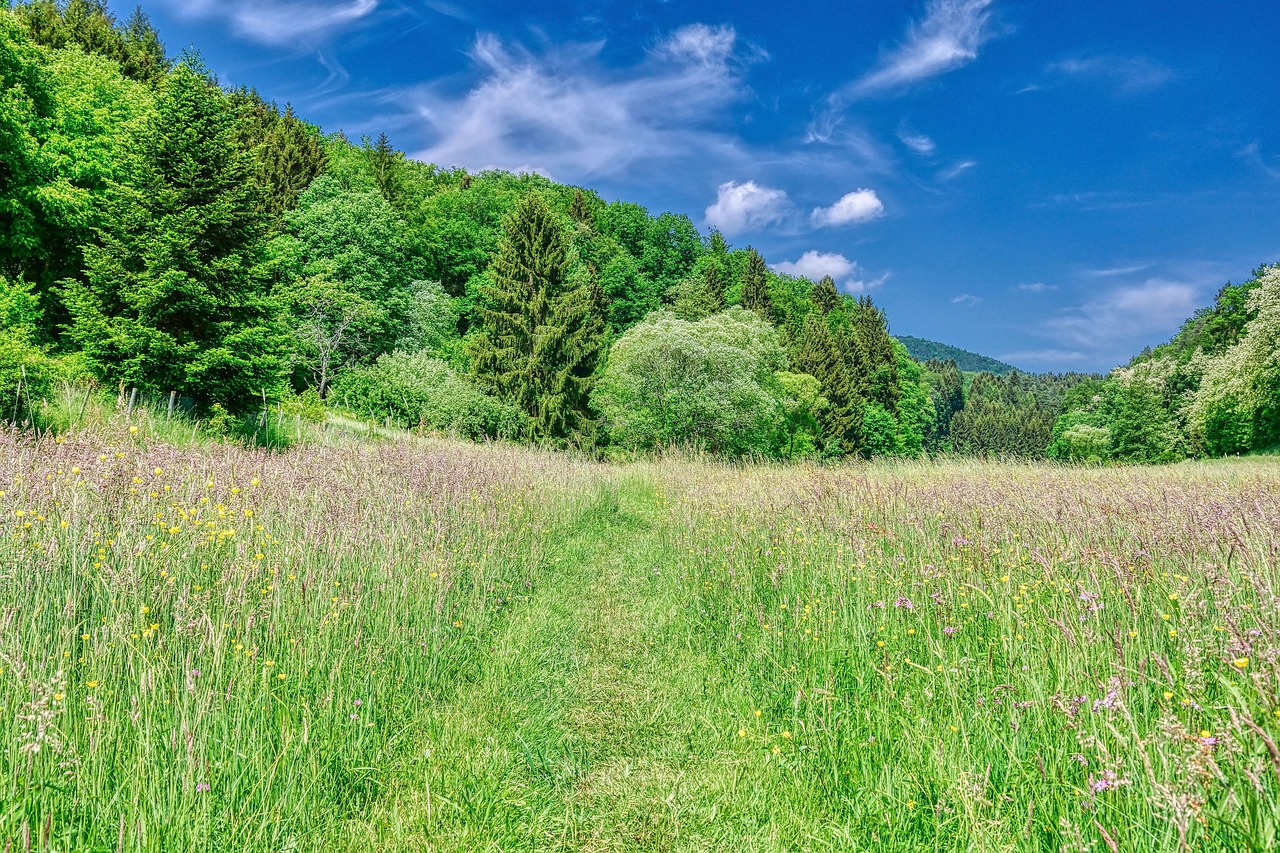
[
  {"left": 812, "top": 275, "right": 840, "bottom": 314},
  {"left": 365, "top": 132, "right": 405, "bottom": 209},
  {"left": 791, "top": 313, "right": 861, "bottom": 454},
  {"left": 741, "top": 248, "right": 772, "bottom": 318},
  {"left": 229, "top": 89, "right": 327, "bottom": 222},
  {"left": 65, "top": 60, "right": 283, "bottom": 412},
  {"left": 470, "top": 193, "right": 603, "bottom": 442},
  {"left": 704, "top": 259, "right": 725, "bottom": 310},
  {"left": 569, "top": 188, "right": 591, "bottom": 224}
]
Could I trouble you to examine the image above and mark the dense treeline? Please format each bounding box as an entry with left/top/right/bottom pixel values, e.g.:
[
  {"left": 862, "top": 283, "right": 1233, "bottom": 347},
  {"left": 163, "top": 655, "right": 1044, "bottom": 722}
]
[
  {"left": 2, "top": 3, "right": 1268, "bottom": 462},
  {"left": 1050, "top": 264, "right": 1280, "bottom": 461},
  {"left": 897, "top": 335, "right": 1016, "bottom": 375}
]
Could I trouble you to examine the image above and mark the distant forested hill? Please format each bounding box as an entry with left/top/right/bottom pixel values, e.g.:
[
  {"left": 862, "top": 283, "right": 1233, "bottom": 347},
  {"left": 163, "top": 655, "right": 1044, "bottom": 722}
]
[{"left": 897, "top": 336, "right": 1016, "bottom": 375}]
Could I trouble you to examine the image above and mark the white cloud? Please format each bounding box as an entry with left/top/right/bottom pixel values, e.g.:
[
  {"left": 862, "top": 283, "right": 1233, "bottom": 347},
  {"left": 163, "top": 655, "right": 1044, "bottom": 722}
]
[
  {"left": 652, "top": 23, "right": 742, "bottom": 66},
  {"left": 810, "top": 189, "right": 884, "bottom": 227},
  {"left": 772, "top": 251, "right": 887, "bottom": 293},
  {"left": 404, "top": 27, "right": 758, "bottom": 180},
  {"left": 849, "top": 0, "right": 997, "bottom": 98},
  {"left": 938, "top": 160, "right": 977, "bottom": 181},
  {"left": 1083, "top": 263, "right": 1153, "bottom": 278},
  {"left": 951, "top": 293, "right": 981, "bottom": 305},
  {"left": 1239, "top": 142, "right": 1280, "bottom": 180},
  {"left": 159, "top": 0, "right": 380, "bottom": 47},
  {"left": 1018, "top": 282, "right": 1057, "bottom": 292},
  {"left": 999, "top": 349, "right": 1088, "bottom": 365},
  {"left": 704, "top": 181, "right": 792, "bottom": 235},
  {"left": 1048, "top": 54, "right": 1174, "bottom": 95},
  {"left": 898, "top": 129, "right": 937, "bottom": 155},
  {"left": 1044, "top": 280, "right": 1201, "bottom": 350}
]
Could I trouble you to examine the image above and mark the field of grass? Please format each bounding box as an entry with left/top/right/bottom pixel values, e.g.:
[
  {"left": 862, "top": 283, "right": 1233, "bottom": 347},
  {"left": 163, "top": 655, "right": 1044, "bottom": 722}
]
[{"left": 2, "top": 424, "right": 1279, "bottom": 851}]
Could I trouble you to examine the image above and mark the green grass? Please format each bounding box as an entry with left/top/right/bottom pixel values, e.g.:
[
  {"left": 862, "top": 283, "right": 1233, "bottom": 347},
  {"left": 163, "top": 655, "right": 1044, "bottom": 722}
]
[{"left": 2, "top": 427, "right": 1279, "bottom": 851}]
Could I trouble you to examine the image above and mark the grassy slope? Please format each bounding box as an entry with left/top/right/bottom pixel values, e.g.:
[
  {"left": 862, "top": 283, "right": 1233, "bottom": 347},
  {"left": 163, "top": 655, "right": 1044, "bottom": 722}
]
[{"left": 3, "top": 427, "right": 1280, "bottom": 851}]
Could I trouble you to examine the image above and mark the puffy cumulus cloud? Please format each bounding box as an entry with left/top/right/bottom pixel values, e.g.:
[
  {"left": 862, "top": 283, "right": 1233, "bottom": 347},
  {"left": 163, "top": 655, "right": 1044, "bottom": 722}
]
[
  {"left": 406, "top": 26, "right": 758, "bottom": 180},
  {"left": 704, "top": 181, "right": 792, "bottom": 235},
  {"left": 850, "top": 0, "right": 997, "bottom": 98},
  {"left": 772, "top": 251, "right": 887, "bottom": 293},
  {"left": 1047, "top": 54, "right": 1174, "bottom": 95},
  {"left": 810, "top": 189, "right": 884, "bottom": 228},
  {"left": 156, "top": 0, "right": 380, "bottom": 47}
]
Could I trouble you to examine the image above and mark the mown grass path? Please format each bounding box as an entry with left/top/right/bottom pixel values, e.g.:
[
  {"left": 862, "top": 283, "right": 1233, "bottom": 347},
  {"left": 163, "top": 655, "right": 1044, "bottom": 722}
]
[{"left": 340, "top": 475, "right": 801, "bottom": 852}]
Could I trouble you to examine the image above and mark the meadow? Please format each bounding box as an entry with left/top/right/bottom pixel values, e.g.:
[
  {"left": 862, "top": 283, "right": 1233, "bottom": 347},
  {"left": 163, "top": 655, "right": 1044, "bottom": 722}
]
[{"left": 2, "top": 421, "right": 1279, "bottom": 851}]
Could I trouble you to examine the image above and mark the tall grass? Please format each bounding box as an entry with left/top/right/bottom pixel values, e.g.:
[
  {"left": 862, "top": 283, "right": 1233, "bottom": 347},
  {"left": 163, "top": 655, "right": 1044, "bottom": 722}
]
[{"left": 1, "top": 430, "right": 1277, "bottom": 850}]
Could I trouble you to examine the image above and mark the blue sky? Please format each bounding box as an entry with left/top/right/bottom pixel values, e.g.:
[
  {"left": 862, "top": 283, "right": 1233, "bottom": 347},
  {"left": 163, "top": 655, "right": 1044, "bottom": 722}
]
[{"left": 111, "top": 0, "right": 1280, "bottom": 372}]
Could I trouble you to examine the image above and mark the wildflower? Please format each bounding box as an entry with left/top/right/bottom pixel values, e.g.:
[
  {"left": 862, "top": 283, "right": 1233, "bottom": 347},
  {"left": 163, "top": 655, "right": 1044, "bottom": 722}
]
[
  {"left": 195, "top": 782, "right": 210, "bottom": 793},
  {"left": 737, "top": 728, "right": 747, "bottom": 738},
  {"left": 782, "top": 730, "right": 792, "bottom": 739},
  {"left": 1233, "top": 657, "right": 1249, "bottom": 669},
  {"left": 943, "top": 626, "right": 959, "bottom": 636}
]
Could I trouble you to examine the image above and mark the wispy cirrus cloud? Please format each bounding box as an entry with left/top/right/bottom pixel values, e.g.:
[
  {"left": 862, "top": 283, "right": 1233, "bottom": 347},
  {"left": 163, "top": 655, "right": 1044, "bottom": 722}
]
[
  {"left": 847, "top": 0, "right": 998, "bottom": 99},
  {"left": 952, "top": 293, "right": 981, "bottom": 305},
  {"left": 1046, "top": 54, "right": 1174, "bottom": 95},
  {"left": 704, "top": 180, "right": 792, "bottom": 235},
  {"left": 898, "top": 127, "right": 937, "bottom": 155},
  {"left": 1238, "top": 142, "right": 1280, "bottom": 180},
  {"left": 1018, "top": 282, "right": 1057, "bottom": 292},
  {"left": 399, "top": 25, "right": 761, "bottom": 181},
  {"left": 773, "top": 251, "right": 887, "bottom": 292},
  {"left": 157, "top": 0, "right": 381, "bottom": 47},
  {"left": 811, "top": 188, "right": 885, "bottom": 227}
]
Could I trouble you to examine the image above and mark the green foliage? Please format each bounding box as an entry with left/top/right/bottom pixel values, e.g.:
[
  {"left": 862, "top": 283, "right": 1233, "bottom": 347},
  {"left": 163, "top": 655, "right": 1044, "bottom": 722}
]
[
  {"left": 0, "top": 274, "right": 52, "bottom": 420},
  {"left": 13, "top": 0, "right": 169, "bottom": 85},
  {"left": 228, "top": 88, "right": 327, "bottom": 222},
  {"left": 739, "top": 248, "right": 772, "bottom": 319},
  {"left": 331, "top": 350, "right": 524, "bottom": 439},
  {"left": 397, "top": 279, "right": 459, "bottom": 359},
  {"left": 950, "top": 372, "right": 1058, "bottom": 457},
  {"left": 64, "top": 60, "right": 283, "bottom": 413},
  {"left": 789, "top": 312, "right": 861, "bottom": 456},
  {"left": 592, "top": 308, "right": 787, "bottom": 457},
  {"left": 774, "top": 370, "right": 825, "bottom": 458},
  {"left": 923, "top": 358, "right": 964, "bottom": 450},
  {"left": 271, "top": 172, "right": 416, "bottom": 362},
  {"left": 896, "top": 334, "right": 1018, "bottom": 374},
  {"left": 860, "top": 401, "right": 899, "bottom": 457},
  {"left": 1188, "top": 267, "right": 1280, "bottom": 454},
  {"left": 811, "top": 275, "right": 839, "bottom": 314},
  {"left": 469, "top": 192, "right": 604, "bottom": 443}
]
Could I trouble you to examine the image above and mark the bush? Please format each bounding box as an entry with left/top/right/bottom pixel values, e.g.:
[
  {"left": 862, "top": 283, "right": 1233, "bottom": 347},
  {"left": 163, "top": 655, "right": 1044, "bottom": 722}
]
[{"left": 330, "top": 351, "right": 525, "bottom": 439}]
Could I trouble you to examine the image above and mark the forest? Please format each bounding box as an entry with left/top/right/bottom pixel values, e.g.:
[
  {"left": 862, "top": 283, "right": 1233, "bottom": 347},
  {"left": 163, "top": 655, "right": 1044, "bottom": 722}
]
[{"left": 1, "top": 1, "right": 1276, "bottom": 461}]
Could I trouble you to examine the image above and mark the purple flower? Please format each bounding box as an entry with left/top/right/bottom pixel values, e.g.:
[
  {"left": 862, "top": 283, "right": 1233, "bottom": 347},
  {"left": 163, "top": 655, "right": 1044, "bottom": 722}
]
[
  {"left": 894, "top": 596, "right": 915, "bottom": 610},
  {"left": 943, "top": 626, "right": 960, "bottom": 637},
  {"left": 195, "top": 782, "right": 210, "bottom": 793}
]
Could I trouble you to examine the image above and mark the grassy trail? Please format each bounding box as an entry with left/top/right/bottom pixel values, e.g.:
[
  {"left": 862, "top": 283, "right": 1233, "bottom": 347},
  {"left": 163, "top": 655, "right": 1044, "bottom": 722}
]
[{"left": 342, "top": 475, "right": 792, "bottom": 851}]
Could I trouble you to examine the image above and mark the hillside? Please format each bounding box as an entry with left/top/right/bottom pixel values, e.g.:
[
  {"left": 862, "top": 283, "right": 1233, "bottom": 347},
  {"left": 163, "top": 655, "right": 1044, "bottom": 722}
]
[{"left": 896, "top": 335, "right": 1017, "bottom": 374}]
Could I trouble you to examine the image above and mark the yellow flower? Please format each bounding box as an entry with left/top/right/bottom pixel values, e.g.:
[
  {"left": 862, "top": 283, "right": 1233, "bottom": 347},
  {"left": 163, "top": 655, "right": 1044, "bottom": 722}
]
[
  {"left": 754, "top": 709, "right": 762, "bottom": 718},
  {"left": 737, "top": 728, "right": 747, "bottom": 738},
  {"left": 770, "top": 745, "right": 781, "bottom": 755},
  {"left": 128, "top": 425, "right": 138, "bottom": 434},
  {"left": 1233, "top": 657, "right": 1249, "bottom": 669},
  {"left": 277, "top": 673, "right": 286, "bottom": 680},
  {"left": 1162, "top": 691, "right": 1173, "bottom": 700},
  {"left": 86, "top": 680, "right": 99, "bottom": 688},
  {"left": 1200, "top": 730, "right": 1211, "bottom": 738},
  {"left": 781, "top": 730, "right": 792, "bottom": 739}
]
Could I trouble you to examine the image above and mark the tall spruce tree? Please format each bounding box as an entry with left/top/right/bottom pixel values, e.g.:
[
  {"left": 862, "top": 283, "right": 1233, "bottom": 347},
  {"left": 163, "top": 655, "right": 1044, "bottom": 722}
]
[
  {"left": 470, "top": 193, "right": 603, "bottom": 442},
  {"left": 812, "top": 275, "right": 840, "bottom": 314},
  {"left": 792, "top": 313, "right": 861, "bottom": 455},
  {"left": 741, "top": 248, "right": 772, "bottom": 318},
  {"left": 704, "top": 259, "right": 725, "bottom": 310},
  {"left": 65, "top": 60, "right": 282, "bottom": 412}
]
